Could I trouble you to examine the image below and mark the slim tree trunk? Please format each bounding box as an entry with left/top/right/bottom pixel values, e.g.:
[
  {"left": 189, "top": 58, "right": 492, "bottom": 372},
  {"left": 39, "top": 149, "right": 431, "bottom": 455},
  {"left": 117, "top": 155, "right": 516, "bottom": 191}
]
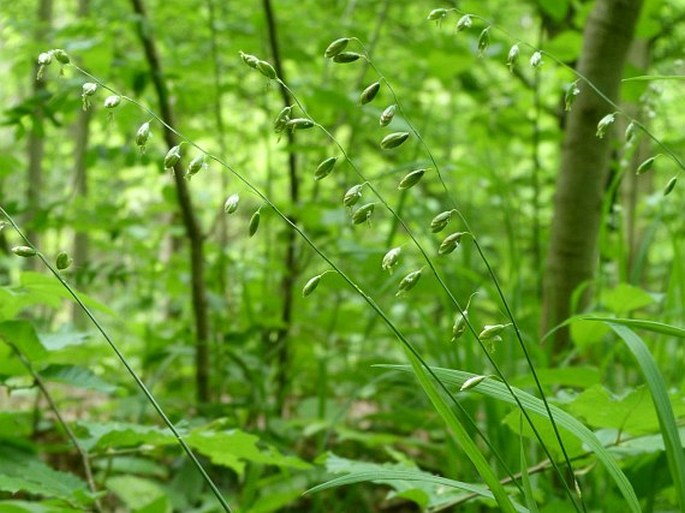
[
  {"left": 26, "top": 0, "right": 53, "bottom": 264},
  {"left": 72, "top": 0, "right": 91, "bottom": 324},
  {"left": 542, "top": 0, "right": 643, "bottom": 351},
  {"left": 130, "top": 0, "right": 211, "bottom": 404},
  {"left": 263, "top": 0, "right": 299, "bottom": 416}
]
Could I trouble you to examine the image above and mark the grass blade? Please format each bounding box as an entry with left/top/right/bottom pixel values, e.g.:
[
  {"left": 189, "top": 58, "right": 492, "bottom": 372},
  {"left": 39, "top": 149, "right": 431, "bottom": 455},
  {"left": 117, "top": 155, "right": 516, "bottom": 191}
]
[
  {"left": 580, "top": 316, "right": 685, "bottom": 339},
  {"left": 306, "top": 469, "right": 529, "bottom": 512},
  {"left": 404, "top": 348, "right": 520, "bottom": 513},
  {"left": 378, "top": 364, "right": 641, "bottom": 513},
  {"left": 603, "top": 322, "right": 685, "bottom": 510}
]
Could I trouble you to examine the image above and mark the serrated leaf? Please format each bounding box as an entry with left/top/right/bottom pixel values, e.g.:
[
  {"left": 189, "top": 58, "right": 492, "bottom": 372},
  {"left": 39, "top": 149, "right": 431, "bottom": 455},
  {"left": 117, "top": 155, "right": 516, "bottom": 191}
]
[
  {"left": 0, "top": 448, "right": 91, "bottom": 506},
  {"left": 76, "top": 421, "right": 176, "bottom": 451},
  {"left": 39, "top": 364, "right": 116, "bottom": 393},
  {"left": 186, "top": 429, "right": 310, "bottom": 477}
]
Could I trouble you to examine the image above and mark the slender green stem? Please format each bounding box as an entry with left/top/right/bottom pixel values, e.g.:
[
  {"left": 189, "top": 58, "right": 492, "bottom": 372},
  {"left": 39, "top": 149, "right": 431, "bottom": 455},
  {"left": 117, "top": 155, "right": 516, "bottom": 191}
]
[
  {"left": 295, "top": 50, "right": 580, "bottom": 506},
  {"left": 357, "top": 34, "right": 585, "bottom": 511},
  {"left": 0, "top": 207, "right": 233, "bottom": 513},
  {"left": 7, "top": 342, "right": 103, "bottom": 512}
]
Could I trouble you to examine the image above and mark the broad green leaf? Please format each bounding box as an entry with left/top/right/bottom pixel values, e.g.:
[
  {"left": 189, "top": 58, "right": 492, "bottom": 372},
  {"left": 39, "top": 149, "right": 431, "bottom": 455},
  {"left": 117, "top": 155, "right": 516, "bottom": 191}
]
[
  {"left": 105, "top": 475, "right": 168, "bottom": 512},
  {"left": 538, "top": 0, "right": 569, "bottom": 21},
  {"left": 601, "top": 283, "right": 655, "bottom": 314},
  {"left": 39, "top": 364, "right": 116, "bottom": 393},
  {"left": 0, "top": 320, "right": 47, "bottom": 361},
  {"left": 0, "top": 501, "right": 83, "bottom": 513},
  {"left": 512, "top": 366, "right": 600, "bottom": 389},
  {"left": 0, "top": 411, "right": 34, "bottom": 438},
  {"left": 569, "top": 318, "right": 610, "bottom": 350},
  {"left": 76, "top": 421, "right": 176, "bottom": 451},
  {"left": 0, "top": 448, "right": 91, "bottom": 506},
  {"left": 402, "top": 349, "right": 519, "bottom": 513},
  {"left": 186, "top": 429, "right": 310, "bottom": 476},
  {"left": 567, "top": 384, "right": 685, "bottom": 435},
  {"left": 39, "top": 330, "right": 91, "bottom": 351},
  {"left": 380, "top": 365, "right": 641, "bottom": 513},
  {"left": 604, "top": 323, "right": 685, "bottom": 510}
]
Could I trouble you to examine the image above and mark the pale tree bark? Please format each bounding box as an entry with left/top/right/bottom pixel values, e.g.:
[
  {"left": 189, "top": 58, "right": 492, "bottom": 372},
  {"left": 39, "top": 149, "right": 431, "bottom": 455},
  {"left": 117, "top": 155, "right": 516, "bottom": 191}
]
[
  {"left": 26, "top": 0, "right": 53, "bottom": 266},
  {"left": 542, "top": 0, "right": 644, "bottom": 351}
]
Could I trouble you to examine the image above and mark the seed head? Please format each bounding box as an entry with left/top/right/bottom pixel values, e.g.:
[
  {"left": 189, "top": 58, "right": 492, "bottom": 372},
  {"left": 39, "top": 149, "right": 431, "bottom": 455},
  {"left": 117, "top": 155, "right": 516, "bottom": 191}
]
[
  {"left": 52, "top": 49, "right": 70, "bottom": 65},
  {"left": 477, "top": 27, "right": 490, "bottom": 56},
  {"left": 185, "top": 155, "right": 207, "bottom": 180},
  {"left": 324, "top": 38, "right": 350, "bottom": 58},
  {"left": 314, "top": 157, "right": 337, "bottom": 180},
  {"left": 664, "top": 177, "right": 677, "bottom": 196},
  {"left": 529, "top": 51, "right": 543, "bottom": 68},
  {"left": 285, "top": 118, "right": 315, "bottom": 130},
  {"left": 564, "top": 81, "right": 580, "bottom": 111},
  {"left": 82, "top": 82, "right": 97, "bottom": 97},
  {"left": 430, "top": 211, "right": 452, "bottom": 233},
  {"left": 506, "top": 44, "right": 519, "bottom": 72},
  {"left": 343, "top": 184, "right": 364, "bottom": 207},
  {"left": 379, "top": 104, "right": 396, "bottom": 126},
  {"left": 55, "top": 251, "right": 73, "bottom": 271},
  {"left": 332, "top": 52, "right": 362, "bottom": 64},
  {"left": 249, "top": 210, "right": 261, "bottom": 237},
  {"left": 256, "top": 60, "right": 277, "bottom": 80},
  {"left": 104, "top": 95, "right": 121, "bottom": 109},
  {"left": 460, "top": 375, "right": 488, "bottom": 392},
  {"left": 479, "top": 323, "right": 508, "bottom": 340},
  {"left": 135, "top": 121, "right": 152, "bottom": 150},
  {"left": 381, "top": 246, "right": 401, "bottom": 273},
  {"left": 273, "top": 105, "right": 292, "bottom": 133},
  {"left": 625, "top": 121, "right": 638, "bottom": 142},
  {"left": 37, "top": 52, "right": 53, "bottom": 66},
  {"left": 596, "top": 113, "right": 615, "bottom": 139},
  {"left": 360, "top": 81, "right": 381, "bottom": 105},
  {"left": 224, "top": 194, "right": 240, "bottom": 214},
  {"left": 451, "top": 311, "right": 468, "bottom": 341},
  {"left": 455, "top": 14, "right": 472, "bottom": 32},
  {"left": 438, "top": 232, "right": 466, "bottom": 255},
  {"left": 398, "top": 168, "right": 426, "bottom": 190},
  {"left": 427, "top": 8, "right": 448, "bottom": 21},
  {"left": 380, "top": 132, "right": 410, "bottom": 150},
  {"left": 12, "top": 246, "right": 37, "bottom": 258},
  {"left": 352, "top": 202, "right": 375, "bottom": 225},
  {"left": 239, "top": 51, "right": 260, "bottom": 69},
  {"left": 636, "top": 156, "right": 656, "bottom": 175},
  {"left": 164, "top": 145, "right": 183, "bottom": 169},
  {"left": 302, "top": 274, "right": 322, "bottom": 297},
  {"left": 396, "top": 269, "right": 422, "bottom": 296}
]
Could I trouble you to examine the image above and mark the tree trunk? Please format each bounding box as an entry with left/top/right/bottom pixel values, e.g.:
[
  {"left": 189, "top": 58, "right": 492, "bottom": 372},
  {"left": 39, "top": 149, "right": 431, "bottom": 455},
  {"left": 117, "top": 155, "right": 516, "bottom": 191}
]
[
  {"left": 26, "top": 0, "right": 53, "bottom": 265},
  {"left": 72, "top": 0, "right": 92, "bottom": 325},
  {"left": 542, "top": 0, "right": 644, "bottom": 351},
  {"left": 130, "top": 0, "right": 211, "bottom": 404},
  {"left": 263, "top": 0, "right": 299, "bottom": 416}
]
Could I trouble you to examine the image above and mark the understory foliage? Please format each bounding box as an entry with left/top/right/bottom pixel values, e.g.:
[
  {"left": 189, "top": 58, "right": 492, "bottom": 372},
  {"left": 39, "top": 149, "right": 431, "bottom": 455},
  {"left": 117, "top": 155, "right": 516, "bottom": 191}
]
[{"left": 1, "top": 0, "right": 684, "bottom": 512}]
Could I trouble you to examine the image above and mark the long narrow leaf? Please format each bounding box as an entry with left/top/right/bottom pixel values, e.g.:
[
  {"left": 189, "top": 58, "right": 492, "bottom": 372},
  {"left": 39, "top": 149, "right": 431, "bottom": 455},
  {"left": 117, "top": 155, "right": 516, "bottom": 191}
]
[
  {"left": 306, "top": 469, "right": 529, "bottom": 512},
  {"left": 378, "top": 364, "right": 640, "bottom": 513},
  {"left": 605, "top": 322, "right": 685, "bottom": 509},
  {"left": 404, "top": 348, "right": 519, "bottom": 513},
  {"left": 581, "top": 316, "right": 685, "bottom": 339}
]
